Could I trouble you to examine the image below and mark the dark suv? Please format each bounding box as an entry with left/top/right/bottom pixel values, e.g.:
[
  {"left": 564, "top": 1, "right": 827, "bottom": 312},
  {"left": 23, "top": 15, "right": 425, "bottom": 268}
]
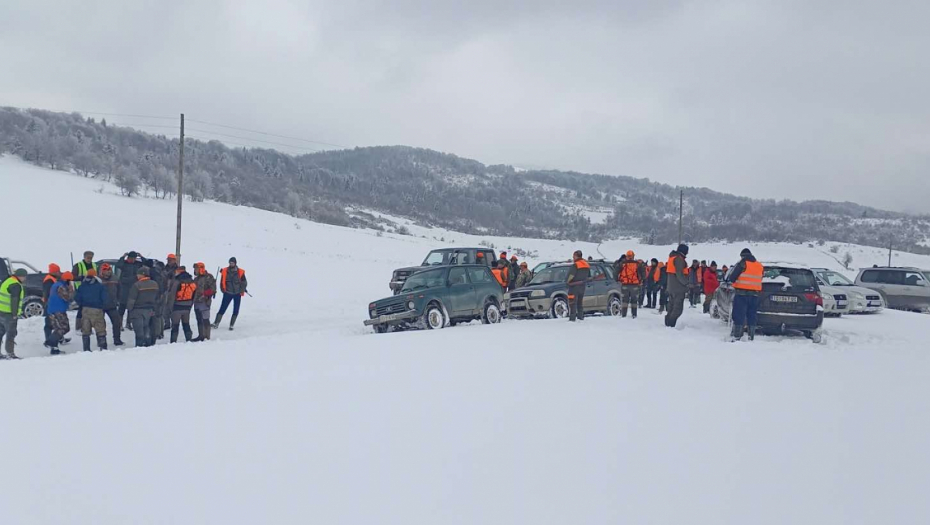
[
  {"left": 367, "top": 264, "right": 504, "bottom": 332},
  {"left": 505, "top": 260, "right": 623, "bottom": 318},
  {"left": 389, "top": 247, "right": 496, "bottom": 295},
  {"left": 0, "top": 257, "right": 47, "bottom": 318},
  {"left": 714, "top": 263, "right": 824, "bottom": 342}
]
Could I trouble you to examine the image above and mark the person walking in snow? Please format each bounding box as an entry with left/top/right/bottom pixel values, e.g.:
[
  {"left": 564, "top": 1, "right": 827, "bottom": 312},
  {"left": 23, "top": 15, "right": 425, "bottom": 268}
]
[
  {"left": 213, "top": 257, "right": 247, "bottom": 331},
  {"left": 566, "top": 250, "right": 591, "bottom": 322},
  {"left": 728, "top": 249, "right": 764, "bottom": 341},
  {"left": 99, "top": 263, "right": 124, "bottom": 346},
  {"left": 192, "top": 262, "right": 216, "bottom": 342},
  {"left": 0, "top": 269, "right": 29, "bottom": 359},
  {"left": 702, "top": 261, "right": 720, "bottom": 314},
  {"left": 665, "top": 245, "right": 690, "bottom": 327},
  {"left": 618, "top": 251, "right": 646, "bottom": 319},
  {"left": 74, "top": 268, "right": 109, "bottom": 351},
  {"left": 46, "top": 272, "right": 75, "bottom": 355}
]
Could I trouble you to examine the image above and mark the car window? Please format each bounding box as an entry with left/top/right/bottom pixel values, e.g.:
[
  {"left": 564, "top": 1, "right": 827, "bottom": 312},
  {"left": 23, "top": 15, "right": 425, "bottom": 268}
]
[
  {"left": 401, "top": 269, "right": 446, "bottom": 291},
  {"left": 422, "top": 251, "right": 452, "bottom": 266},
  {"left": 905, "top": 272, "right": 927, "bottom": 286},
  {"left": 923, "top": 272, "right": 930, "bottom": 284},
  {"left": 860, "top": 270, "right": 880, "bottom": 283},
  {"left": 591, "top": 265, "right": 605, "bottom": 281},
  {"left": 448, "top": 267, "right": 468, "bottom": 285},
  {"left": 530, "top": 266, "right": 570, "bottom": 284},
  {"left": 818, "top": 271, "right": 854, "bottom": 286},
  {"left": 762, "top": 268, "right": 816, "bottom": 291},
  {"left": 467, "top": 267, "right": 493, "bottom": 284},
  {"left": 877, "top": 271, "right": 904, "bottom": 285}
]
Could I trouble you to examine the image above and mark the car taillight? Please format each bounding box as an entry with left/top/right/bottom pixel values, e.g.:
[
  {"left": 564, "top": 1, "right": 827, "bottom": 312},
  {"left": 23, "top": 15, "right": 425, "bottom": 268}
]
[{"left": 804, "top": 293, "right": 823, "bottom": 307}]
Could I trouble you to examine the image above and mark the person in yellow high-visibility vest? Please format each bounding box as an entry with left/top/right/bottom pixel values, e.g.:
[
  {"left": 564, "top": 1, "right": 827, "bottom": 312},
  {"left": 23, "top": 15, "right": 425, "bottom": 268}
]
[
  {"left": 0, "top": 269, "right": 28, "bottom": 359},
  {"left": 72, "top": 250, "right": 98, "bottom": 332},
  {"left": 728, "top": 248, "right": 764, "bottom": 341}
]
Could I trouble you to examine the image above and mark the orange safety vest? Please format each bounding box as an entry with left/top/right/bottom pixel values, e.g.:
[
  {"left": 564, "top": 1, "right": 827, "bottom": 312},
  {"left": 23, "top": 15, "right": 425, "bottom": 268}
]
[
  {"left": 574, "top": 259, "right": 590, "bottom": 270},
  {"left": 733, "top": 260, "right": 764, "bottom": 292},
  {"left": 220, "top": 267, "right": 246, "bottom": 294},
  {"left": 176, "top": 282, "right": 196, "bottom": 302},
  {"left": 667, "top": 256, "right": 689, "bottom": 275},
  {"left": 653, "top": 265, "right": 662, "bottom": 283},
  {"left": 696, "top": 268, "right": 703, "bottom": 284},
  {"left": 620, "top": 261, "right": 642, "bottom": 285},
  {"left": 43, "top": 274, "right": 58, "bottom": 284},
  {"left": 491, "top": 268, "right": 506, "bottom": 287}
]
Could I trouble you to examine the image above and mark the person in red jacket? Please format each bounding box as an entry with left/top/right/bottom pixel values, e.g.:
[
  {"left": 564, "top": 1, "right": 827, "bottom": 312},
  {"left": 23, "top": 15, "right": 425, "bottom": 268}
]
[{"left": 702, "top": 261, "right": 720, "bottom": 314}]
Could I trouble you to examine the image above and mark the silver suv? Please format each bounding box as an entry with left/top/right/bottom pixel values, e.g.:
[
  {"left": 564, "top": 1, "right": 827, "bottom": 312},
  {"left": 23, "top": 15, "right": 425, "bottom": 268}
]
[{"left": 854, "top": 267, "right": 930, "bottom": 312}]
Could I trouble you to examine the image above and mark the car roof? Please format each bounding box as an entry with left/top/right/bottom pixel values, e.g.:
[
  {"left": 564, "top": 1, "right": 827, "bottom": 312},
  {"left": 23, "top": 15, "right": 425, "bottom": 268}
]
[
  {"left": 859, "top": 266, "right": 922, "bottom": 271},
  {"left": 761, "top": 261, "right": 813, "bottom": 270},
  {"left": 428, "top": 247, "right": 493, "bottom": 251}
]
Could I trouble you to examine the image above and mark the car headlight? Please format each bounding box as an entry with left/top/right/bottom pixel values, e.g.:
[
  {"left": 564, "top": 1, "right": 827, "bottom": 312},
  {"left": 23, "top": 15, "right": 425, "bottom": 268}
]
[
  {"left": 407, "top": 301, "right": 415, "bottom": 310},
  {"left": 530, "top": 290, "right": 546, "bottom": 297},
  {"left": 823, "top": 293, "right": 832, "bottom": 300},
  {"left": 503, "top": 293, "right": 511, "bottom": 301},
  {"left": 370, "top": 309, "right": 376, "bottom": 318}
]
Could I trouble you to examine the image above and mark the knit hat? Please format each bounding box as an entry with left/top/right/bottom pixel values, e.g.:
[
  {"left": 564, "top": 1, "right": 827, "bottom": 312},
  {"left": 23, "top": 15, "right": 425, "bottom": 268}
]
[
  {"left": 740, "top": 248, "right": 753, "bottom": 258},
  {"left": 62, "top": 271, "right": 74, "bottom": 281},
  {"left": 511, "top": 255, "right": 518, "bottom": 261},
  {"left": 13, "top": 269, "right": 28, "bottom": 278},
  {"left": 167, "top": 253, "right": 177, "bottom": 260},
  {"left": 127, "top": 251, "right": 139, "bottom": 259},
  {"left": 229, "top": 257, "right": 237, "bottom": 264},
  {"left": 48, "top": 263, "right": 61, "bottom": 274},
  {"left": 677, "top": 244, "right": 689, "bottom": 256},
  {"left": 626, "top": 250, "right": 634, "bottom": 258},
  {"left": 100, "top": 263, "right": 112, "bottom": 272},
  {"left": 86, "top": 268, "right": 97, "bottom": 277},
  {"left": 137, "top": 267, "right": 149, "bottom": 276}
]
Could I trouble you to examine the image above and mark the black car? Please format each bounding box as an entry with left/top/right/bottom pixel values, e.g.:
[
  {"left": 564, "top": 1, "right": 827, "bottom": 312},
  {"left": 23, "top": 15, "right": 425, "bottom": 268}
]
[
  {"left": 1, "top": 257, "right": 48, "bottom": 318},
  {"left": 714, "top": 263, "right": 824, "bottom": 342},
  {"left": 505, "top": 260, "right": 623, "bottom": 318},
  {"left": 389, "top": 247, "right": 496, "bottom": 295}
]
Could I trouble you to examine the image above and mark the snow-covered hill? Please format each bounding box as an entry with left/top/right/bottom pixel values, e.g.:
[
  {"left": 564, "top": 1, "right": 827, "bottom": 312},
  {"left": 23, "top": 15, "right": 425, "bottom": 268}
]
[{"left": 2, "top": 155, "right": 929, "bottom": 524}]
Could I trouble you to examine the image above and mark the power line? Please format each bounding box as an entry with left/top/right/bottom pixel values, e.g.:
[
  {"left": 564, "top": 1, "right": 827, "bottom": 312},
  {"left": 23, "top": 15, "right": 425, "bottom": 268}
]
[
  {"left": 71, "top": 110, "right": 176, "bottom": 120},
  {"left": 186, "top": 135, "right": 291, "bottom": 151},
  {"left": 186, "top": 117, "right": 345, "bottom": 148},
  {"left": 186, "top": 127, "right": 322, "bottom": 152}
]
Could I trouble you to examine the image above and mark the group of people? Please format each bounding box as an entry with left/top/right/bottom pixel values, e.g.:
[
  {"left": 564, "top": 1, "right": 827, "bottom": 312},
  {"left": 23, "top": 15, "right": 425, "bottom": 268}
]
[
  {"left": 0, "top": 251, "right": 249, "bottom": 359},
  {"left": 488, "top": 251, "right": 534, "bottom": 291}
]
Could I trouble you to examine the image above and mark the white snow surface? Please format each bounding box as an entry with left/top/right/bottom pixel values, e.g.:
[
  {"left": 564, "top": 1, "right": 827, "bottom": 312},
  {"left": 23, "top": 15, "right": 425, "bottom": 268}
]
[{"left": 2, "top": 155, "right": 930, "bottom": 524}]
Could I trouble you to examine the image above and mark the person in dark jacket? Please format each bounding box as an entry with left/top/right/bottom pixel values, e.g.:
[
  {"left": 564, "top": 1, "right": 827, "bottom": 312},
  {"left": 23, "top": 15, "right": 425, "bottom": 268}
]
[
  {"left": 0, "top": 269, "right": 29, "bottom": 359},
  {"left": 508, "top": 256, "right": 520, "bottom": 292},
  {"left": 618, "top": 251, "right": 646, "bottom": 319},
  {"left": 42, "top": 263, "right": 63, "bottom": 346},
  {"left": 126, "top": 267, "right": 160, "bottom": 347},
  {"left": 566, "top": 250, "right": 591, "bottom": 322},
  {"left": 213, "top": 257, "right": 248, "bottom": 330},
  {"left": 116, "top": 251, "right": 146, "bottom": 329},
  {"left": 46, "top": 272, "right": 75, "bottom": 355},
  {"left": 145, "top": 260, "right": 167, "bottom": 341},
  {"left": 514, "top": 262, "right": 533, "bottom": 288},
  {"left": 192, "top": 262, "right": 216, "bottom": 342},
  {"left": 688, "top": 259, "right": 702, "bottom": 307},
  {"left": 665, "top": 245, "right": 690, "bottom": 327},
  {"left": 75, "top": 268, "right": 109, "bottom": 351},
  {"left": 161, "top": 255, "right": 179, "bottom": 330},
  {"left": 728, "top": 249, "right": 764, "bottom": 341},
  {"left": 99, "top": 263, "right": 123, "bottom": 346},
  {"left": 645, "top": 258, "right": 660, "bottom": 308},
  {"left": 702, "top": 261, "right": 720, "bottom": 314},
  {"left": 166, "top": 267, "right": 197, "bottom": 343},
  {"left": 657, "top": 262, "right": 669, "bottom": 313}
]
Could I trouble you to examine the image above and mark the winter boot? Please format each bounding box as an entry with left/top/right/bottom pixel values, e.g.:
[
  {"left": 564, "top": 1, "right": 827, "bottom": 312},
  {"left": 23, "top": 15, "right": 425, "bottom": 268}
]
[
  {"left": 82, "top": 336, "right": 92, "bottom": 352},
  {"left": 204, "top": 322, "right": 211, "bottom": 340},
  {"left": 730, "top": 324, "right": 744, "bottom": 342},
  {"left": 183, "top": 324, "right": 193, "bottom": 342},
  {"left": 748, "top": 326, "right": 756, "bottom": 341},
  {"left": 212, "top": 314, "right": 223, "bottom": 329},
  {"left": 170, "top": 326, "right": 179, "bottom": 344},
  {"left": 113, "top": 334, "right": 125, "bottom": 347},
  {"left": 621, "top": 306, "right": 628, "bottom": 318},
  {"left": 631, "top": 307, "right": 637, "bottom": 319},
  {"left": 229, "top": 314, "right": 238, "bottom": 331},
  {"left": 61, "top": 337, "right": 71, "bottom": 345},
  {"left": 97, "top": 335, "right": 108, "bottom": 351}
]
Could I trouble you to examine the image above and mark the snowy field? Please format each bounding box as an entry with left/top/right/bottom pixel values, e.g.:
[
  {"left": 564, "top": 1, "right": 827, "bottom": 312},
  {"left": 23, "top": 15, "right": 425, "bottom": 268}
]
[{"left": 2, "top": 155, "right": 930, "bottom": 524}]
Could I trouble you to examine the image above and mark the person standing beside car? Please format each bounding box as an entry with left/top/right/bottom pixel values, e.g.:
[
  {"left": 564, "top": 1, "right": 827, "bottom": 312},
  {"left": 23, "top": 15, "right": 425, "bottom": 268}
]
[
  {"left": 665, "top": 245, "right": 690, "bottom": 327},
  {"left": 508, "top": 256, "right": 520, "bottom": 292},
  {"left": 126, "top": 267, "right": 160, "bottom": 347},
  {"left": 74, "top": 268, "right": 109, "bottom": 351},
  {"left": 728, "top": 249, "right": 764, "bottom": 341},
  {"left": 703, "top": 261, "right": 720, "bottom": 314},
  {"left": 0, "top": 269, "right": 28, "bottom": 359},
  {"left": 46, "top": 272, "right": 75, "bottom": 355},
  {"left": 116, "top": 251, "right": 146, "bottom": 330},
  {"left": 514, "top": 262, "right": 533, "bottom": 288},
  {"left": 72, "top": 250, "right": 98, "bottom": 331},
  {"left": 566, "top": 250, "right": 591, "bottom": 322},
  {"left": 99, "top": 263, "right": 124, "bottom": 346},
  {"left": 42, "top": 263, "right": 62, "bottom": 345}
]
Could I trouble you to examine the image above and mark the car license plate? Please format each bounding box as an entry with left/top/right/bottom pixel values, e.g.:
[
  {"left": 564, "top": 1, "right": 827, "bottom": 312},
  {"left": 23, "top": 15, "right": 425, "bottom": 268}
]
[{"left": 770, "top": 295, "right": 798, "bottom": 303}]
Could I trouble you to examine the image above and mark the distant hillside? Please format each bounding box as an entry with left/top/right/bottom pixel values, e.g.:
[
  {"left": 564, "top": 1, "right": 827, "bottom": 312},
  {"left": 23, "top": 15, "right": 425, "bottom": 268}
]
[{"left": 2, "top": 106, "right": 929, "bottom": 253}]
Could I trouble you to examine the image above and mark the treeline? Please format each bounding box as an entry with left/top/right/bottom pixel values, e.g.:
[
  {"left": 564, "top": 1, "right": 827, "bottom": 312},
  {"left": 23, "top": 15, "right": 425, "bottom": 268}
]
[{"left": 1, "top": 107, "right": 928, "bottom": 253}]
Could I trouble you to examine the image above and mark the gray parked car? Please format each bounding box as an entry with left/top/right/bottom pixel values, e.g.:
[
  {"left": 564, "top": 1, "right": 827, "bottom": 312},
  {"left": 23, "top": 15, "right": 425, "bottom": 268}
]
[
  {"left": 504, "top": 260, "right": 623, "bottom": 319},
  {"left": 854, "top": 267, "right": 930, "bottom": 312}
]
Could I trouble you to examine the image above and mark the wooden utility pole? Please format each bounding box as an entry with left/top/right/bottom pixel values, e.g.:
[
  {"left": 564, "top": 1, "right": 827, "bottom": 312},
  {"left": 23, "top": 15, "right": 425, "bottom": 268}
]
[
  {"left": 678, "top": 189, "right": 683, "bottom": 245},
  {"left": 176, "top": 113, "right": 185, "bottom": 265},
  {"left": 888, "top": 239, "right": 893, "bottom": 267}
]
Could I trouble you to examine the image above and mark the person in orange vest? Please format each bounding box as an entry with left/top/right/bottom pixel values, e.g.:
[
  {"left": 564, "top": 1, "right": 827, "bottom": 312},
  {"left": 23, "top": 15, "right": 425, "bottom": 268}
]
[
  {"left": 213, "top": 257, "right": 248, "bottom": 330},
  {"left": 665, "top": 244, "right": 690, "bottom": 327},
  {"left": 728, "top": 248, "right": 764, "bottom": 341},
  {"left": 566, "top": 250, "right": 591, "bottom": 321},
  {"left": 491, "top": 260, "right": 507, "bottom": 290},
  {"left": 645, "top": 258, "right": 660, "bottom": 308},
  {"left": 618, "top": 251, "right": 646, "bottom": 318},
  {"left": 166, "top": 266, "right": 198, "bottom": 343},
  {"left": 496, "top": 252, "right": 510, "bottom": 289},
  {"left": 42, "top": 263, "right": 63, "bottom": 346}
]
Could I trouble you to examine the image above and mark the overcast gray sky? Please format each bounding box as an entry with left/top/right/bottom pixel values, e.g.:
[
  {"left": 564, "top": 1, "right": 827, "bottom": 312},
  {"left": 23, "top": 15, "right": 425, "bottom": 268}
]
[{"left": 2, "top": 0, "right": 929, "bottom": 213}]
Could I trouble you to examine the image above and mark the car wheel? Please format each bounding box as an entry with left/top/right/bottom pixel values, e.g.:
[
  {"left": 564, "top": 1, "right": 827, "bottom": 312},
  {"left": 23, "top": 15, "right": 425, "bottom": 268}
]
[
  {"left": 423, "top": 305, "right": 445, "bottom": 330},
  {"left": 21, "top": 297, "right": 45, "bottom": 319},
  {"left": 804, "top": 330, "right": 824, "bottom": 344},
  {"left": 373, "top": 324, "right": 391, "bottom": 334},
  {"left": 482, "top": 302, "right": 502, "bottom": 324},
  {"left": 550, "top": 297, "right": 569, "bottom": 319},
  {"left": 607, "top": 296, "right": 622, "bottom": 316}
]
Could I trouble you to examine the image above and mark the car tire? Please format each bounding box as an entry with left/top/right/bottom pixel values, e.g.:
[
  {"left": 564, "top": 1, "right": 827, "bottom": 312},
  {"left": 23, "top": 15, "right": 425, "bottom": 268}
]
[
  {"left": 482, "top": 302, "right": 502, "bottom": 324},
  {"left": 804, "top": 330, "right": 824, "bottom": 344},
  {"left": 373, "top": 324, "right": 391, "bottom": 334},
  {"left": 550, "top": 297, "right": 569, "bottom": 319},
  {"left": 21, "top": 297, "right": 45, "bottom": 319},
  {"left": 607, "top": 296, "right": 622, "bottom": 317},
  {"left": 423, "top": 304, "right": 445, "bottom": 330}
]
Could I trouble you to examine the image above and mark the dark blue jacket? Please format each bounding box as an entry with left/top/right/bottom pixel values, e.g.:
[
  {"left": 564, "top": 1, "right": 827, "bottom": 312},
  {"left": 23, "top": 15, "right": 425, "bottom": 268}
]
[
  {"left": 47, "top": 281, "right": 73, "bottom": 315},
  {"left": 75, "top": 277, "right": 108, "bottom": 309}
]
